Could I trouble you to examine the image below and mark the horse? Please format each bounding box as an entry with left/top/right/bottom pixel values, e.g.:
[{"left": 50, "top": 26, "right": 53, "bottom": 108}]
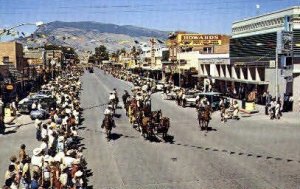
[
  {"left": 156, "top": 117, "right": 170, "bottom": 139},
  {"left": 109, "top": 98, "right": 118, "bottom": 114},
  {"left": 197, "top": 105, "right": 212, "bottom": 132},
  {"left": 151, "top": 110, "right": 162, "bottom": 124},
  {"left": 101, "top": 115, "right": 115, "bottom": 141},
  {"left": 140, "top": 116, "right": 154, "bottom": 139}
]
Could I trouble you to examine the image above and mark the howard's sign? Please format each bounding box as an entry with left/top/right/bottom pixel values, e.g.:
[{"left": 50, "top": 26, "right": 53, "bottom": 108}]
[{"left": 177, "top": 34, "right": 222, "bottom": 46}]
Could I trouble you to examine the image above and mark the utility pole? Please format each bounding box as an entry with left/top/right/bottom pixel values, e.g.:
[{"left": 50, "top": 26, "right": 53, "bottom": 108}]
[{"left": 275, "top": 47, "right": 279, "bottom": 101}]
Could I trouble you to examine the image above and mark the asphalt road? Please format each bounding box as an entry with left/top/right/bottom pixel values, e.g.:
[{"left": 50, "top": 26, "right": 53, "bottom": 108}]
[
  {"left": 79, "top": 68, "right": 300, "bottom": 189},
  {"left": 1, "top": 67, "right": 299, "bottom": 189}
]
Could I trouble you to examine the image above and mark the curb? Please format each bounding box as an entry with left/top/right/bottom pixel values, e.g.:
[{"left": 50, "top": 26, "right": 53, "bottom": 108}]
[
  {"left": 240, "top": 109, "right": 259, "bottom": 115},
  {"left": 4, "top": 116, "right": 17, "bottom": 124}
]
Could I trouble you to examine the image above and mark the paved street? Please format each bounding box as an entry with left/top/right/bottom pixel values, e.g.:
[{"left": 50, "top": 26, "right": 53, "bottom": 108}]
[{"left": 78, "top": 68, "right": 300, "bottom": 189}]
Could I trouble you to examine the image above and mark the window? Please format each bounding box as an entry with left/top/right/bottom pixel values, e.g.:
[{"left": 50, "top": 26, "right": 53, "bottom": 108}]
[
  {"left": 3, "top": 56, "right": 9, "bottom": 64},
  {"left": 203, "top": 47, "right": 212, "bottom": 54}
]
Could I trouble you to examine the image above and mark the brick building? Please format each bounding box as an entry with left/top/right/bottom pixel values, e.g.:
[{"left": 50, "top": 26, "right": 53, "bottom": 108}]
[{"left": 0, "top": 42, "right": 25, "bottom": 70}]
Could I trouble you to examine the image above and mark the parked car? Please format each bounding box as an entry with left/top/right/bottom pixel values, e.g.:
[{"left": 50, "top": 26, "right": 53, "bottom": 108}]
[
  {"left": 182, "top": 91, "right": 199, "bottom": 107},
  {"left": 37, "top": 90, "right": 52, "bottom": 96},
  {"left": 18, "top": 94, "right": 56, "bottom": 114},
  {"left": 18, "top": 98, "right": 34, "bottom": 114},
  {"left": 30, "top": 109, "right": 49, "bottom": 120}
]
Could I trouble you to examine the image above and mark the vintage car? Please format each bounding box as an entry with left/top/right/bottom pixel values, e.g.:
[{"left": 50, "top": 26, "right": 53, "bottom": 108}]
[
  {"left": 197, "top": 92, "right": 227, "bottom": 111},
  {"left": 182, "top": 91, "right": 199, "bottom": 107},
  {"left": 18, "top": 93, "right": 56, "bottom": 114}
]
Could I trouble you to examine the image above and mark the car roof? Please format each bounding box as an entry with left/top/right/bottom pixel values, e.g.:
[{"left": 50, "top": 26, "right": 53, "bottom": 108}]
[{"left": 198, "top": 92, "right": 222, "bottom": 96}]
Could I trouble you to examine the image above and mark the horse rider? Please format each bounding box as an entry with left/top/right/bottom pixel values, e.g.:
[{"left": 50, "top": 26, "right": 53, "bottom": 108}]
[{"left": 104, "top": 105, "right": 114, "bottom": 119}]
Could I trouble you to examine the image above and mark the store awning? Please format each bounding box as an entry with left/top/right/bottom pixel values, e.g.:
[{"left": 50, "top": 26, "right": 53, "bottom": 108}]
[
  {"left": 192, "top": 75, "right": 269, "bottom": 85},
  {"left": 212, "top": 76, "right": 269, "bottom": 85}
]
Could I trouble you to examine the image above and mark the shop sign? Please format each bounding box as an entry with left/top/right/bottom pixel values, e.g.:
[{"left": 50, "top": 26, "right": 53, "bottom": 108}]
[
  {"left": 6, "top": 84, "right": 14, "bottom": 91},
  {"left": 178, "top": 34, "right": 222, "bottom": 46}
]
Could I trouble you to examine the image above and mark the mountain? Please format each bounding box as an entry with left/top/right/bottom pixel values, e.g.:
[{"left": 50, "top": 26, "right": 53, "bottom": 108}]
[{"left": 17, "top": 21, "right": 169, "bottom": 61}]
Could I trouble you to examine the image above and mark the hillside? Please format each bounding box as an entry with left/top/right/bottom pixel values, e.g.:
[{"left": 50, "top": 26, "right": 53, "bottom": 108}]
[{"left": 17, "top": 21, "right": 169, "bottom": 55}]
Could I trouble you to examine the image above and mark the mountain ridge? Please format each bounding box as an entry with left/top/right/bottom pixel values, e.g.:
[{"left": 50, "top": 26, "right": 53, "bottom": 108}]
[{"left": 17, "top": 21, "right": 170, "bottom": 59}]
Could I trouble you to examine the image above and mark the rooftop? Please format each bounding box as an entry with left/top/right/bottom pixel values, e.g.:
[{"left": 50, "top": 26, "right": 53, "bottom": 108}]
[{"left": 233, "top": 6, "right": 300, "bottom": 25}]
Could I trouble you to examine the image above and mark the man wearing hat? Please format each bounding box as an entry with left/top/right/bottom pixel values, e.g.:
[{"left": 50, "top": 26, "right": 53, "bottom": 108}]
[
  {"left": 31, "top": 148, "right": 44, "bottom": 174},
  {"left": 72, "top": 170, "right": 84, "bottom": 188},
  {"left": 104, "top": 105, "right": 113, "bottom": 117}
]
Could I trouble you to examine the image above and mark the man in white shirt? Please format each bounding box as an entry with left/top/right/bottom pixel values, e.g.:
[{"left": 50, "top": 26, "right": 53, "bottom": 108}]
[
  {"left": 104, "top": 105, "right": 113, "bottom": 116},
  {"left": 31, "top": 101, "right": 37, "bottom": 110},
  {"left": 109, "top": 92, "right": 116, "bottom": 102}
]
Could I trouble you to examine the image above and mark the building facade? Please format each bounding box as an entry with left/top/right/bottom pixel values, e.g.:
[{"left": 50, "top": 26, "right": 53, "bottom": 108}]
[
  {"left": 230, "top": 6, "right": 300, "bottom": 111},
  {"left": 24, "top": 48, "right": 45, "bottom": 67},
  {"left": 0, "top": 42, "right": 24, "bottom": 70},
  {"left": 167, "top": 32, "right": 230, "bottom": 87},
  {"left": 45, "top": 50, "right": 63, "bottom": 67}
]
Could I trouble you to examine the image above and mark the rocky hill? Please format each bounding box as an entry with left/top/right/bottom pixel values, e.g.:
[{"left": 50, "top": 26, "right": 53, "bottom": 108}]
[{"left": 17, "top": 21, "right": 169, "bottom": 55}]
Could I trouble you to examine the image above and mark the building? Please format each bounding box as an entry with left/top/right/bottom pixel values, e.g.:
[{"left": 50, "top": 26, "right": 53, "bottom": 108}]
[
  {"left": 24, "top": 47, "right": 45, "bottom": 67},
  {"left": 167, "top": 32, "right": 230, "bottom": 87},
  {"left": 229, "top": 6, "right": 300, "bottom": 111},
  {"left": 45, "top": 49, "right": 63, "bottom": 67},
  {"left": 0, "top": 42, "right": 24, "bottom": 70}
]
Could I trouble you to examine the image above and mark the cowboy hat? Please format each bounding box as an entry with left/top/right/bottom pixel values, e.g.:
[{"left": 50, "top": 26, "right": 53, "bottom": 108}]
[
  {"left": 75, "top": 170, "right": 83, "bottom": 177},
  {"left": 40, "top": 142, "right": 47, "bottom": 150},
  {"left": 33, "top": 148, "right": 42, "bottom": 156},
  {"left": 72, "top": 159, "right": 80, "bottom": 165},
  {"left": 58, "top": 136, "right": 64, "bottom": 142}
]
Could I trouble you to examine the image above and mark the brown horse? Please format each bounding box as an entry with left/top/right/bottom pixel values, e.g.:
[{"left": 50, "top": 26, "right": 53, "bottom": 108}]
[
  {"left": 197, "top": 105, "right": 212, "bottom": 132},
  {"left": 156, "top": 117, "right": 170, "bottom": 138},
  {"left": 151, "top": 110, "right": 162, "bottom": 124},
  {"left": 101, "top": 115, "right": 115, "bottom": 141},
  {"left": 140, "top": 116, "right": 154, "bottom": 138}
]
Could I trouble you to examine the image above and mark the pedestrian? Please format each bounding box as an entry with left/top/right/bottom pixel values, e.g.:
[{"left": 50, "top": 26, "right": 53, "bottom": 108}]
[
  {"left": 20, "top": 157, "right": 31, "bottom": 189},
  {"left": 31, "top": 101, "right": 37, "bottom": 111},
  {"left": 232, "top": 100, "right": 240, "bottom": 120},
  {"left": 35, "top": 119, "right": 42, "bottom": 141},
  {"left": 269, "top": 99, "right": 276, "bottom": 119},
  {"left": 275, "top": 100, "right": 281, "bottom": 119},
  {"left": 30, "top": 172, "right": 40, "bottom": 189},
  {"left": 37, "top": 101, "right": 42, "bottom": 110},
  {"left": 41, "top": 124, "right": 48, "bottom": 141},
  {"left": 18, "top": 144, "right": 27, "bottom": 162}
]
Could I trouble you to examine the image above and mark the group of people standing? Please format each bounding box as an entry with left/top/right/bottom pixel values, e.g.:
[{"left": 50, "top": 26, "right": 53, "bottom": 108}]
[{"left": 3, "top": 66, "right": 88, "bottom": 189}]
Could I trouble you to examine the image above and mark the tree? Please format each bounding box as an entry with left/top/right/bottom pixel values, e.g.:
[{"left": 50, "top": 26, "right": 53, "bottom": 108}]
[{"left": 94, "top": 45, "right": 109, "bottom": 62}]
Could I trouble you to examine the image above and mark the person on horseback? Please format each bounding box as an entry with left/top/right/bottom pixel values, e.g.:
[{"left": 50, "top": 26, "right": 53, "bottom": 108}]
[
  {"left": 104, "top": 105, "right": 113, "bottom": 117},
  {"left": 102, "top": 105, "right": 115, "bottom": 140}
]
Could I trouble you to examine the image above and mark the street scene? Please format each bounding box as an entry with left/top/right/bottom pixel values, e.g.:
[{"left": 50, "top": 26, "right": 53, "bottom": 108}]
[{"left": 1, "top": 0, "right": 300, "bottom": 189}]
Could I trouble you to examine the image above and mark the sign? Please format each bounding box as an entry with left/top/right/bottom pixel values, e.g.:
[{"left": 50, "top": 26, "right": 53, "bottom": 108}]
[
  {"left": 177, "top": 34, "right": 222, "bottom": 46},
  {"left": 6, "top": 84, "right": 13, "bottom": 91},
  {"left": 269, "top": 60, "right": 276, "bottom": 68}
]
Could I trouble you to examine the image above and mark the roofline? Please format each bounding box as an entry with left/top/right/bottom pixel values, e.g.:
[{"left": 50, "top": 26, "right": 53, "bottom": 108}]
[{"left": 233, "top": 6, "right": 300, "bottom": 25}]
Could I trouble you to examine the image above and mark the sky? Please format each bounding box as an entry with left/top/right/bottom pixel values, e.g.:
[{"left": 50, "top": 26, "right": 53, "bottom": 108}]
[{"left": 1, "top": 0, "right": 300, "bottom": 35}]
